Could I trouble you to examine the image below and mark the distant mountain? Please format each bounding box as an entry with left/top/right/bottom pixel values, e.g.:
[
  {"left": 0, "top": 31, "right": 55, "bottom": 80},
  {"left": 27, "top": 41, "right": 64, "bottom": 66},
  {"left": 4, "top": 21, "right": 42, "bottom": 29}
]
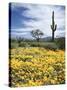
[{"left": 40, "top": 36, "right": 52, "bottom": 41}]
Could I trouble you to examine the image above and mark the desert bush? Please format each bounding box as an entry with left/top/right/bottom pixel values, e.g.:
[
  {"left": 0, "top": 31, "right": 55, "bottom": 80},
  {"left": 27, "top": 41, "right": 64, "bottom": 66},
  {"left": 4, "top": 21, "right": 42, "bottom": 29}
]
[
  {"left": 18, "top": 42, "right": 30, "bottom": 47},
  {"left": 10, "top": 42, "right": 18, "bottom": 49},
  {"left": 55, "top": 37, "right": 65, "bottom": 50},
  {"left": 30, "top": 42, "right": 58, "bottom": 50},
  {"left": 43, "top": 43, "right": 58, "bottom": 50}
]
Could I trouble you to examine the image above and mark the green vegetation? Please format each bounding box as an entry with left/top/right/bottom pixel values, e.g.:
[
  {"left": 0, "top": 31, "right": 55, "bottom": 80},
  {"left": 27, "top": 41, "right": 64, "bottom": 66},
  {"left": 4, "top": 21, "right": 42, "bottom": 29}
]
[
  {"left": 10, "top": 37, "right": 65, "bottom": 51},
  {"left": 55, "top": 37, "right": 65, "bottom": 50}
]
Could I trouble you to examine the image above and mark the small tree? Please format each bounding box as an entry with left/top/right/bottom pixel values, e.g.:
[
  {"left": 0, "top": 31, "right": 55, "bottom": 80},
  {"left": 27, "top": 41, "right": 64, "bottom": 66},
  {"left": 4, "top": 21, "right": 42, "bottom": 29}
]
[{"left": 31, "top": 29, "right": 44, "bottom": 42}]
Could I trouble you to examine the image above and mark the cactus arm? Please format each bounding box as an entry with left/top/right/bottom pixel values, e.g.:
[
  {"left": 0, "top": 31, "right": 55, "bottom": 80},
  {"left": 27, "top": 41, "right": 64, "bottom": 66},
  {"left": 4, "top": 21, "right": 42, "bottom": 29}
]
[
  {"left": 54, "top": 24, "right": 57, "bottom": 31},
  {"left": 51, "top": 25, "right": 53, "bottom": 30}
]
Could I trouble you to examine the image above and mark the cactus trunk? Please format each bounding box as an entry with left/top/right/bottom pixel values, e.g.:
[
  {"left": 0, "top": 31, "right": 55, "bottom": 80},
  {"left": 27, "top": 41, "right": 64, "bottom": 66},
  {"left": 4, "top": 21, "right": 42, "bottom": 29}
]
[
  {"left": 52, "top": 30, "right": 54, "bottom": 41},
  {"left": 51, "top": 11, "right": 57, "bottom": 41}
]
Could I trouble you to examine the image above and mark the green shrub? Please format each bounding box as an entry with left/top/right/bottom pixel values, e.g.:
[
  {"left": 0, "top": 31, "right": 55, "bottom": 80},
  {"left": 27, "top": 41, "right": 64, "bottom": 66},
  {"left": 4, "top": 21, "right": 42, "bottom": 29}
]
[
  {"left": 55, "top": 37, "right": 65, "bottom": 50},
  {"left": 10, "top": 42, "right": 18, "bottom": 49},
  {"left": 18, "top": 42, "right": 30, "bottom": 47},
  {"left": 30, "top": 42, "right": 58, "bottom": 50},
  {"left": 43, "top": 43, "right": 58, "bottom": 50}
]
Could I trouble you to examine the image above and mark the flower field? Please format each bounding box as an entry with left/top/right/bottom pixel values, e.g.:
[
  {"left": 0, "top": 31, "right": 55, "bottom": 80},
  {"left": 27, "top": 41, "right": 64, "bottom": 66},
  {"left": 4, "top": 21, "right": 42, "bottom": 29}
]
[{"left": 9, "top": 47, "right": 65, "bottom": 87}]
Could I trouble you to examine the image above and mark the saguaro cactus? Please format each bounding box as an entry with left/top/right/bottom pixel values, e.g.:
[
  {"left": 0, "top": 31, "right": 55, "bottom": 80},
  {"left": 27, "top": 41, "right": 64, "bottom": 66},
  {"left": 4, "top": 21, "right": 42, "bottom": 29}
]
[{"left": 51, "top": 11, "right": 57, "bottom": 41}]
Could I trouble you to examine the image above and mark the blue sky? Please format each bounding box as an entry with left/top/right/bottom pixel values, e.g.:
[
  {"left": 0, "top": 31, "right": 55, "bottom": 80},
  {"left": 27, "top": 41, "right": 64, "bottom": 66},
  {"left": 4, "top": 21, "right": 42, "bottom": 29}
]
[{"left": 9, "top": 3, "right": 65, "bottom": 39}]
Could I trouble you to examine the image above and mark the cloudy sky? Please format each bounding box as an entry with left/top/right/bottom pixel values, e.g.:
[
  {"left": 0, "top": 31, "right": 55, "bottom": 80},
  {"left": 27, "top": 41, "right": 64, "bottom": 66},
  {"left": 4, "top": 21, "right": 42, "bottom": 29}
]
[{"left": 9, "top": 3, "right": 65, "bottom": 39}]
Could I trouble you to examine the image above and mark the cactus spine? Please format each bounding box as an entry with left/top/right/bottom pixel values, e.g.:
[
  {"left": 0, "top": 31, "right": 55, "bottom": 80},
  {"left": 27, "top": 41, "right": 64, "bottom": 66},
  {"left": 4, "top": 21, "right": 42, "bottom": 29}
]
[{"left": 51, "top": 11, "right": 57, "bottom": 41}]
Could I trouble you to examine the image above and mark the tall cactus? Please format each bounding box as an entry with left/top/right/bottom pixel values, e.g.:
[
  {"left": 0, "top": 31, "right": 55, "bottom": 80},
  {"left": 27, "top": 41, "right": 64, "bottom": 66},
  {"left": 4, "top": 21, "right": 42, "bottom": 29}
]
[{"left": 51, "top": 11, "right": 57, "bottom": 41}]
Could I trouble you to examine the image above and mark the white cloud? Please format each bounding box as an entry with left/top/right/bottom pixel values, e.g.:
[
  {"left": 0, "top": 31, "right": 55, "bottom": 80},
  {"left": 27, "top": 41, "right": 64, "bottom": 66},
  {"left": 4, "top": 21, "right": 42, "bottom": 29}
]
[
  {"left": 11, "top": 3, "right": 65, "bottom": 38},
  {"left": 22, "top": 4, "right": 65, "bottom": 37}
]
